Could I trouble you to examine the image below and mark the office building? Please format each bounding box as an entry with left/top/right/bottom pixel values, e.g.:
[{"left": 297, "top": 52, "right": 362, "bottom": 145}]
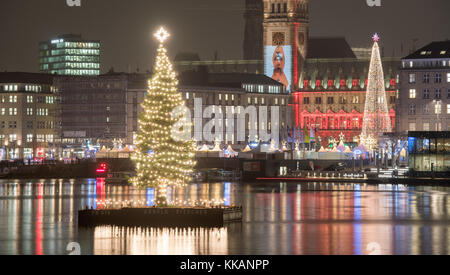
[{"left": 39, "top": 34, "right": 100, "bottom": 76}]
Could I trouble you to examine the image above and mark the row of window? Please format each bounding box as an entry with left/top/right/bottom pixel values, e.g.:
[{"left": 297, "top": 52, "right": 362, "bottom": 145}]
[
  {"left": 409, "top": 88, "right": 450, "bottom": 99},
  {"left": 184, "top": 93, "right": 288, "bottom": 106},
  {"left": 271, "top": 2, "right": 288, "bottom": 13},
  {"left": 408, "top": 103, "right": 450, "bottom": 115},
  {"left": 408, "top": 122, "right": 448, "bottom": 132},
  {"left": 0, "top": 134, "right": 54, "bottom": 144},
  {"left": 404, "top": 60, "right": 450, "bottom": 69},
  {"left": 0, "top": 121, "right": 54, "bottom": 129},
  {"left": 408, "top": 72, "right": 450, "bottom": 84}
]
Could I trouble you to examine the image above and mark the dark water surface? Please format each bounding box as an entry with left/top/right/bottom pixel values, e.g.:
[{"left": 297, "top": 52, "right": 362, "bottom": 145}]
[{"left": 0, "top": 179, "right": 448, "bottom": 255}]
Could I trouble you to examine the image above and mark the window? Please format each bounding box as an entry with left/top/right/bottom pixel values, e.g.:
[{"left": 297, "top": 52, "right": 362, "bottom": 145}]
[
  {"left": 8, "top": 121, "right": 17, "bottom": 129},
  {"left": 26, "top": 96, "right": 33, "bottom": 103},
  {"left": 275, "top": 98, "right": 279, "bottom": 105},
  {"left": 435, "top": 89, "right": 441, "bottom": 99},
  {"left": 46, "top": 135, "right": 54, "bottom": 143},
  {"left": 352, "top": 96, "right": 359, "bottom": 104},
  {"left": 327, "top": 97, "right": 334, "bottom": 104},
  {"left": 9, "top": 134, "right": 17, "bottom": 142},
  {"left": 447, "top": 104, "right": 450, "bottom": 114},
  {"left": 283, "top": 3, "right": 287, "bottom": 13},
  {"left": 254, "top": 97, "right": 258, "bottom": 104},
  {"left": 409, "top": 73, "right": 415, "bottom": 83},
  {"left": 423, "top": 89, "right": 430, "bottom": 99},
  {"left": 9, "top": 108, "right": 17, "bottom": 116},
  {"left": 409, "top": 123, "right": 416, "bottom": 131},
  {"left": 9, "top": 95, "right": 17, "bottom": 103},
  {"left": 27, "top": 108, "right": 33, "bottom": 116},
  {"left": 409, "top": 89, "right": 416, "bottom": 99},
  {"left": 435, "top": 103, "right": 442, "bottom": 114},
  {"left": 303, "top": 97, "right": 309, "bottom": 104},
  {"left": 27, "top": 134, "right": 33, "bottom": 143},
  {"left": 0, "top": 108, "right": 4, "bottom": 116},
  {"left": 26, "top": 121, "right": 33, "bottom": 129},
  {"left": 315, "top": 97, "right": 322, "bottom": 104},
  {"left": 409, "top": 104, "right": 416, "bottom": 115},
  {"left": 423, "top": 73, "right": 430, "bottom": 83},
  {"left": 37, "top": 135, "right": 45, "bottom": 143},
  {"left": 423, "top": 123, "right": 430, "bottom": 131},
  {"left": 423, "top": 104, "right": 430, "bottom": 114},
  {"left": 447, "top": 73, "right": 450, "bottom": 83},
  {"left": 435, "top": 73, "right": 442, "bottom": 83}
]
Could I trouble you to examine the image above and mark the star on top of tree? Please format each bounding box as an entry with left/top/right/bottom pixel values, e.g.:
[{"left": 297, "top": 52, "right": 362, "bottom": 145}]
[
  {"left": 154, "top": 27, "right": 170, "bottom": 44},
  {"left": 372, "top": 33, "right": 380, "bottom": 42}
]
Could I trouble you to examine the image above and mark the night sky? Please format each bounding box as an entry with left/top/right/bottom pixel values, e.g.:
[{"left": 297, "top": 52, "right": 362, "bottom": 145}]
[{"left": 1, "top": 0, "right": 449, "bottom": 73}]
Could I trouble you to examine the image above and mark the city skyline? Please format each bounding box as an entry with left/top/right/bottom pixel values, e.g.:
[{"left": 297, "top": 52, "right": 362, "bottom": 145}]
[{"left": 1, "top": 0, "right": 449, "bottom": 74}]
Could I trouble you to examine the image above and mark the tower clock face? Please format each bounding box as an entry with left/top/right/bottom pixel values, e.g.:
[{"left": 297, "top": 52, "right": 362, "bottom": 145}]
[{"left": 272, "top": 32, "right": 285, "bottom": 46}]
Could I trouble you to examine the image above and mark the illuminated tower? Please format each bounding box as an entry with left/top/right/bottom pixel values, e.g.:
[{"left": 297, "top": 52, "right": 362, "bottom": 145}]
[
  {"left": 244, "top": 0, "right": 264, "bottom": 60},
  {"left": 263, "top": 0, "right": 309, "bottom": 92},
  {"left": 360, "top": 34, "right": 392, "bottom": 150}
]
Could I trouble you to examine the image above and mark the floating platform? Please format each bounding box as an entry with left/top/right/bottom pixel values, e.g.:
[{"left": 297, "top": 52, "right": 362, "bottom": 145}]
[{"left": 78, "top": 206, "right": 243, "bottom": 227}]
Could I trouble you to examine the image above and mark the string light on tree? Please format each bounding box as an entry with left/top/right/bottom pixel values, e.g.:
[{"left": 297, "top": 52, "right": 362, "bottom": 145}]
[
  {"left": 360, "top": 33, "right": 392, "bottom": 151},
  {"left": 130, "top": 27, "right": 196, "bottom": 207}
]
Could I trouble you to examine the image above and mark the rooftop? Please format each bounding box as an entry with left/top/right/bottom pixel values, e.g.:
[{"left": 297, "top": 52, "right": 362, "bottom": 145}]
[
  {"left": 403, "top": 41, "right": 450, "bottom": 60},
  {"left": 307, "top": 37, "right": 357, "bottom": 59},
  {"left": 0, "top": 72, "right": 54, "bottom": 85}
]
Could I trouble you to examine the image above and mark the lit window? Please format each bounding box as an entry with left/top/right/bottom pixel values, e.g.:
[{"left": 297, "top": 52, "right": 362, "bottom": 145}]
[
  {"left": 447, "top": 104, "right": 450, "bottom": 114},
  {"left": 447, "top": 73, "right": 450, "bottom": 83},
  {"left": 409, "top": 74, "right": 415, "bottom": 84},
  {"left": 435, "top": 103, "right": 442, "bottom": 114},
  {"left": 408, "top": 123, "right": 416, "bottom": 131},
  {"left": 27, "top": 134, "right": 33, "bottom": 143},
  {"left": 409, "top": 89, "right": 416, "bottom": 99},
  {"left": 423, "top": 123, "right": 430, "bottom": 131}
]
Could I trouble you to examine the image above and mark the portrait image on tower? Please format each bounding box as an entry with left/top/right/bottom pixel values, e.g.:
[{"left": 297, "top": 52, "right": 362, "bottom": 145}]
[{"left": 265, "top": 32, "right": 292, "bottom": 92}]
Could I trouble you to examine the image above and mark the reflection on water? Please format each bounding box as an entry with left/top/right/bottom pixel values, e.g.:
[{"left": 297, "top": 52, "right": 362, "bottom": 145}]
[
  {"left": 84, "top": 226, "right": 230, "bottom": 255},
  {"left": 0, "top": 179, "right": 449, "bottom": 255}
]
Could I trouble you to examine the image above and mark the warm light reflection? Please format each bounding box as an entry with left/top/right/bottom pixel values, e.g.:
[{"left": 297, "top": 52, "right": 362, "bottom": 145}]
[{"left": 92, "top": 226, "right": 228, "bottom": 255}]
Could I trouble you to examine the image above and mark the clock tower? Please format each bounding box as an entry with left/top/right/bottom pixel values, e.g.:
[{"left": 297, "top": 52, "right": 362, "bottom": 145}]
[{"left": 263, "top": 0, "right": 309, "bottom": 92}]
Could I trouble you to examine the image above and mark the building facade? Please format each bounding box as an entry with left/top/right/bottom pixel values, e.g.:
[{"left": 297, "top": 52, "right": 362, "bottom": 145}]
[
  {"left": 182, "top": 73, "right": 291, "bottom": 147},
  {"left": 292, "top": 56, "right": 399, "bottom": 146},
  {"left": 55, "top": 72, "right": 291, "bottom": 156},
  {"left": 0, "top": 73, "right": 59, "bottom": 160},
  {"left": 39, "top": 34, "right": 101, "bottom": 76},
  {"left": 55, "top": 73, "right": 147, "bottom": 157},
  {"left": 397, "top": 41, "right": 450, "bottom": 134}
]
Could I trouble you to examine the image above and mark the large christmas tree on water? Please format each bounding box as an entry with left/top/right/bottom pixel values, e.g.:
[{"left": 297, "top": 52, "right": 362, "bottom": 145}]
[{"left": 131, "top": 27, "right": 196, "bottom": 206}]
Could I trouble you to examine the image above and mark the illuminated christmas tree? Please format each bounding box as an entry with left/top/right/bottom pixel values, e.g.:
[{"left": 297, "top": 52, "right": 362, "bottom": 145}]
[
  {"left": 131, "top": 27, "right": 196, "bottom": 206},
  {"left": 361, "top": 33, "right": 392, "bottom": 150}
]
